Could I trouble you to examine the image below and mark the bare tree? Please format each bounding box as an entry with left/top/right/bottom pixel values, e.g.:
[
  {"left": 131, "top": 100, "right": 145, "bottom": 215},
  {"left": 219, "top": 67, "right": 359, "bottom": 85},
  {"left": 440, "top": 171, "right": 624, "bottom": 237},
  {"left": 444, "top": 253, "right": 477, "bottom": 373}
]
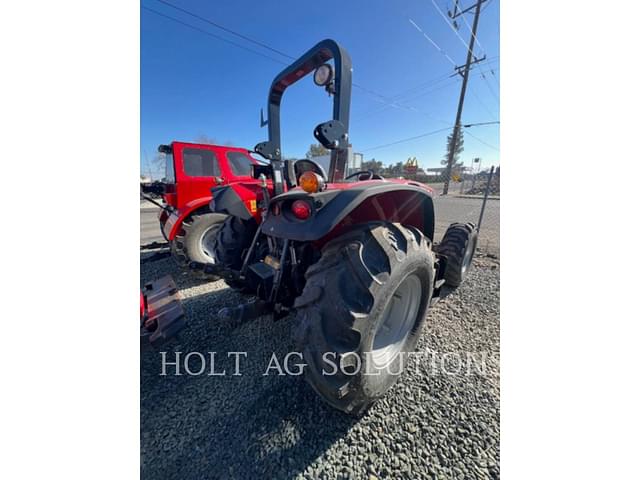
[{"left": 194, "top": 134, "right": 218, "bottom": 145}]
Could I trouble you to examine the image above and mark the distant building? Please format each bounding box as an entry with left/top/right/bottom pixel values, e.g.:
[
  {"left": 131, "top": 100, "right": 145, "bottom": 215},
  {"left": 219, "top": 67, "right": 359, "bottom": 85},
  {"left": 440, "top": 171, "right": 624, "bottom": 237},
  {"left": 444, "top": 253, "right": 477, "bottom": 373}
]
[{"left": 311, "top": 147, "right": 363, "bottom": 176}]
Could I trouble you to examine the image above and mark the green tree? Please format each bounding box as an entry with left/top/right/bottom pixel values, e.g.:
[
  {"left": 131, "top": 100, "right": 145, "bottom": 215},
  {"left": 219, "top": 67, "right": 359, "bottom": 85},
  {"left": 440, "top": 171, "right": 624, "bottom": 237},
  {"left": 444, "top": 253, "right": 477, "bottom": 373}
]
[
  {"left": 306, "top": 143, "right": 330, "bottom": 159},
  {"left": 361, "top": 158, "right": 383, "bottom": 173},
  {"left": 441, "top": 130, "right": 465, "bottom": 169}
]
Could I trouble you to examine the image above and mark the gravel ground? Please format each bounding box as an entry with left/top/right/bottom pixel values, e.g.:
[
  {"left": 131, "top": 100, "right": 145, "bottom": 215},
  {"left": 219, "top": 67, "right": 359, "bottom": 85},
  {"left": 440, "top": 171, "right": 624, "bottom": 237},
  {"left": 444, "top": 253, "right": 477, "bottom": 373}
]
[{"left": 141, "top": 252, "right": 500, "bottom": 479}]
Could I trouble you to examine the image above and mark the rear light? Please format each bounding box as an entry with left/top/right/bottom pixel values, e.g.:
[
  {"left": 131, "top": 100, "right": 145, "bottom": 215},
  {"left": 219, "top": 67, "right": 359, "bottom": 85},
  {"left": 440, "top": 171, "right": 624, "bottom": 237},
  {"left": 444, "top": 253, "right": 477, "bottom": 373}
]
[{"left": 291, "top": 200, "right": 311, "bottom": 220}]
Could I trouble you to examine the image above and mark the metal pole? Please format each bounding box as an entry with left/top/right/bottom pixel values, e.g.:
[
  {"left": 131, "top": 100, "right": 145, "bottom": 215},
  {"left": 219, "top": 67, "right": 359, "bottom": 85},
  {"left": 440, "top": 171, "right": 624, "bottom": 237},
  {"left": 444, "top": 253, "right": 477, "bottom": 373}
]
[
  {"left": 442, "top": 0, "right": 485, "bottom": 195},
  {"left": 477, "top": 165, "right": 494, "bottom": 233}
]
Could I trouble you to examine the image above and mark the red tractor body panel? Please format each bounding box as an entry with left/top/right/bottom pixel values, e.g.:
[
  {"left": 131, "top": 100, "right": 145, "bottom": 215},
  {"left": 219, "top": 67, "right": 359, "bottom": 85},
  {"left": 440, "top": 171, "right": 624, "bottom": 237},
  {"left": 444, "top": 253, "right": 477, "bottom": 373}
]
[{"left": 158, "top": 142, "right": 263, "bottom": 240}]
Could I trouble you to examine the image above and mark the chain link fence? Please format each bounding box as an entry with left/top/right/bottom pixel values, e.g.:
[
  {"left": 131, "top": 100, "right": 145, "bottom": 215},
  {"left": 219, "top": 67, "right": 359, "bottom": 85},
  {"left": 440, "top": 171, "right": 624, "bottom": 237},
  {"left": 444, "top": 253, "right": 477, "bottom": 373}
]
[{"left": 432, "top": 166, "right": 500, "bottom": 257}]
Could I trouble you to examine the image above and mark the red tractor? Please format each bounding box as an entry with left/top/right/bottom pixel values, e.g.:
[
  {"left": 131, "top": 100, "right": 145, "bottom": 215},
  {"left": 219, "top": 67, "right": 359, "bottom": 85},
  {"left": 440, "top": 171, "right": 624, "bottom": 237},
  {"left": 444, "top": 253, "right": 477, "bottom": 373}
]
[
  {"left": 208, "top": 39, "right": 479, "bottom": 414},
  {"left": 150, "top": 142, "right": 268, "bottom": 267}
]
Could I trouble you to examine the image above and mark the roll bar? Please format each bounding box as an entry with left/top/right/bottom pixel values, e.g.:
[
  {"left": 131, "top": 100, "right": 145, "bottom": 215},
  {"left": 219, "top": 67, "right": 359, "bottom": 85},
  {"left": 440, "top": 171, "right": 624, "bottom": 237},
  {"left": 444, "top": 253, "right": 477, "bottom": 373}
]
[{"left": 254, "top": 39, "right": 353, "bottom": 191}]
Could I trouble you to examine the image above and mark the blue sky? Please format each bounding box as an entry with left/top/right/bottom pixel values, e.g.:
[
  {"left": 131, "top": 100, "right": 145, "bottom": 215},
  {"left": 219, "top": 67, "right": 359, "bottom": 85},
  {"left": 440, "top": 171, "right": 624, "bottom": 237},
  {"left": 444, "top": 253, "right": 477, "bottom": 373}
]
[{"left": 141, "top": 0, "right": 499, "bottom": 178}]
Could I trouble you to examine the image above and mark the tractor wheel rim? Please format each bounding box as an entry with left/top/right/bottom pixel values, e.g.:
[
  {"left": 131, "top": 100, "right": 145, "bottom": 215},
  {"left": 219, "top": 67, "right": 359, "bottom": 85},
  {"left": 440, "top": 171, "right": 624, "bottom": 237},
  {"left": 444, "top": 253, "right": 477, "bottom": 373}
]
[
  {"left": 461, "top": 236, "right": 477, "bottom": 274},
  {"left": 200, "top": 225, "right": 219, "bottom": 260},
  {"left": 371, "top": 273, "right": 422, "bottom": 369}
]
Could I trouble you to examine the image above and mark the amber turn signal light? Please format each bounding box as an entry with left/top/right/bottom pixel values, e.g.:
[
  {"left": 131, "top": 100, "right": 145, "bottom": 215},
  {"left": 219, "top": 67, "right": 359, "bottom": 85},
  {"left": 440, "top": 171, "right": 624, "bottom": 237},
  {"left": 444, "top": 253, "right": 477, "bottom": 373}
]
[{"left": 299, "top": 171, "right": 325, "bottom": 193}]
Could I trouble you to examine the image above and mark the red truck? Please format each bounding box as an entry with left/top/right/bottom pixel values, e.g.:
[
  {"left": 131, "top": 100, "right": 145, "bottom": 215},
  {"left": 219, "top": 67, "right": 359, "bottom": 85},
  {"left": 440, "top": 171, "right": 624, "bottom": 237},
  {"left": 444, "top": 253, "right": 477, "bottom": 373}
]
[{"left": 154, "top": 141, "right": 265, "bottom": 267}]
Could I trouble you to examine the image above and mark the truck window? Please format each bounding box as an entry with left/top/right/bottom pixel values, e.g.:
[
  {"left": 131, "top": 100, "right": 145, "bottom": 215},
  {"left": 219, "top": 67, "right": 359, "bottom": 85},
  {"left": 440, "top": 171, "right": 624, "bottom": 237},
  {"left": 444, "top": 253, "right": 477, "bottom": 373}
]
[
  {"left": 182, "top": 148, "right": 221, "bottom": 177},
  {"left": 226, "top": 151, "right": 253, "bottom": 176},
  {"left": 164, "top": 152, "right": 175, "bottom": 183}
]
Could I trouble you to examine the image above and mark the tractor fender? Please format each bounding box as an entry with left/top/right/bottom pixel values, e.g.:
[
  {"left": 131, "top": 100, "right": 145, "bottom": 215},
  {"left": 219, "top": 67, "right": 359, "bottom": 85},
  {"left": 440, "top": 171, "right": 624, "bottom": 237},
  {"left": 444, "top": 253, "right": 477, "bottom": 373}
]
[
  {"left": 209, "top": 183, "right": 262, "bottom": 222},
  {"left": 162, "top": 197, "right": 213, "bottom": 240},
  {"left": 261, "top": 183, "right": 435, "bottom": 243}
]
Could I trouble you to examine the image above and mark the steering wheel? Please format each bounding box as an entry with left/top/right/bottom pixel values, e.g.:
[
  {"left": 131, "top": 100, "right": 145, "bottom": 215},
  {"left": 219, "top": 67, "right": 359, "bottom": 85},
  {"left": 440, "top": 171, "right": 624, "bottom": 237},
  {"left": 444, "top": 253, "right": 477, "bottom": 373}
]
[{"left": 345, "top": 170, "right": 375, "bottom": 181}]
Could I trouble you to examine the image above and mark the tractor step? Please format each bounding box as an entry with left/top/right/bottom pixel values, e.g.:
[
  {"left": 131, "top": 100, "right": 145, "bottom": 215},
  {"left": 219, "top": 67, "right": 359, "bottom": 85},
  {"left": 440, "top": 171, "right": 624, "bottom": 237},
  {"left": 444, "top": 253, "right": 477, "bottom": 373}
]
[{"left": 140, "top": 276, "right": 185, "bottom": 348}]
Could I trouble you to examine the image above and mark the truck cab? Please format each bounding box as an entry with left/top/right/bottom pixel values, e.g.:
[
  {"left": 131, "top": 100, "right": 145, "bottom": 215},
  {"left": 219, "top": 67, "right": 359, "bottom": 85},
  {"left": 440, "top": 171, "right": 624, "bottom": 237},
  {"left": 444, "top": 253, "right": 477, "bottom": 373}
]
[{"left": 159, "top": 141, "right": 259, "bottom": 211}]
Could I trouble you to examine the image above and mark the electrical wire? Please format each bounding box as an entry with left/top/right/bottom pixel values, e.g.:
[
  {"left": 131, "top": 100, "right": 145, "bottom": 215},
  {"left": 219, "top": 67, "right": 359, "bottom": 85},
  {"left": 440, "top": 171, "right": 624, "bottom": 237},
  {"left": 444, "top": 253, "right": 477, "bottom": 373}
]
[
  {"left": 143, "top": 1, "right": 500, "bottom": 156},
  {"left": 353, "top": 77, "right": 461, "bottom": 123},
  {"left": 142, "top": 6, "right": 288, "bottom": 65},
  {"left": 354, "top": 63, "right": 498, "bottom": 123},
  {"left": 457, "top": 4, "right": 486, "bottom": 57},
  {"left": 144, "top": 2, "right": 483, "bottom": 123},
  {"left": 463, "top": 121, "right": 499, "bottom": 127},
  {"left": 429, "top": 0, "right": 474, "bottom": 54},
  {"left": 468, "top": 85, "right": 497, "bottom": 119},
  {"left": 361, "top": 120, "right": 498, "bottom": 153},
  {"left": 361, "top": 126, "right": 454, "bottom": 152},
  {"left": 408, "top": 18, "right": 457, "bottom": 67},
  {"left": 451, "top": 0, "right": 500, "bottom": 94},
  {"left": 149, "top": 0, "right": 405, "bottom": 109},
  {"left": 462, "top": 127, "right": 499, "bottom": 151},
  {"left": 155, "top": 0, "right": 295, "bottom": 60}
]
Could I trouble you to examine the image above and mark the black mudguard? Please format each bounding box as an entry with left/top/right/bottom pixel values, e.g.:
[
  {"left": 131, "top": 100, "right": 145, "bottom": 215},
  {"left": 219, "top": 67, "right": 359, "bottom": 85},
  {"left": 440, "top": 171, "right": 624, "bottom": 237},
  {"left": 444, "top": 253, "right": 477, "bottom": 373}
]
[
  {"left": 261, "top": 183, "right": 435, "bottom": 242},
  {"left": 210, "top": 185, "right": 253, "bottom": 221}
]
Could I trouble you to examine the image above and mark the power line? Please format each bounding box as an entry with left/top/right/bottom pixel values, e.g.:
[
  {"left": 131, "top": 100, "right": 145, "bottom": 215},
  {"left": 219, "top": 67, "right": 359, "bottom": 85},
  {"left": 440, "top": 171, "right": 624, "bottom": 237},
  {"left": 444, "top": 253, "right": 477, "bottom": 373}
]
[
  {"left": 463, "top": 127, "right": 499, "bottom": 151},
  {"left": 361, "top": 126, "right": 453, "bottom": 152},
  {"left": 149, "top": 0, "right": 500, "bottom": 130},
  {"left": 408, "top": 18, "right": 456, "bottom": 67},
  {"left": 354, "top": 61, "right": 498, "bottom": 123},
  {"left": 480, "top": 0, "right": 496, "bottom": 13},
  {"left": 353, "top": 77, "right": 461, "bottom": 123},
  {"left": 360, "top": 120, "right": 497, "bottom": 153},
  {"left": 155, "top": 0, "right": 294, "bottom": 60},
  {"left": 454, "top": 1, "right": 499, "bottom": 94},
  {"left": 389, "top": 71, "right": 455, "bottom": 101},
  {"left": 142, "top": 6, "right": 288, "bottom": 65},
  {"left": 458, "top": 5, "right": 487, "bottom": 57},
  {"left": 430, "top": 0, "right": 474, "bottom": 54},
  {"left": 148, "top": 0, "right": 491, "bottom": 125},
  {"left": 441, "top": 0, "right": 486, "bottom": 195},
  {"left": 148, "top": 0, "right": 402, "bottom": 108},
  {"left": 463, "top": 121, "right": 500, "bottom": 127},
  {"left": 145, "top": 4, "right": 451, "bottom": 121},
  {"left": 145, "top": 1, "right": 499, "bottom": 158},
  {"left": 468, "top": 84, "right": 497, "bottom": 119}
]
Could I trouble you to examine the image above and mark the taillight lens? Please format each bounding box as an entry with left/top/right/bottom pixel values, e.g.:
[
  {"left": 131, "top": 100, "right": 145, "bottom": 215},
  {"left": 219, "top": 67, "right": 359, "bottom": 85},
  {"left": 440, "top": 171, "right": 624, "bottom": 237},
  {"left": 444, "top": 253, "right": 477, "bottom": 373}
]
[
  {"left": 299, "top": 171, "right": 324, "bottom": 193},
  {"left": 291, "top": 200, "right": 311, "bottom": 220}
]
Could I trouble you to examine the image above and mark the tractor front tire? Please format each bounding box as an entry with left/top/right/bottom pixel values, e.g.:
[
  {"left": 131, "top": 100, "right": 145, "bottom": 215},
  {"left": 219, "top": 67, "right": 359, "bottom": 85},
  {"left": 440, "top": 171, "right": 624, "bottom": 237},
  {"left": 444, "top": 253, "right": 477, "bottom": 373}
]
[
  {"left": 293, "top": 222, "right": 435, "bottom": 415},
  {"left": 213, "top": 216, "right": 258, "bottom": 291},
  {"left": 437, "top": 222, "right": 478, "bottom": 287},
  {"left": 172, "top": 213, "right": 227, "bottom": 267}
]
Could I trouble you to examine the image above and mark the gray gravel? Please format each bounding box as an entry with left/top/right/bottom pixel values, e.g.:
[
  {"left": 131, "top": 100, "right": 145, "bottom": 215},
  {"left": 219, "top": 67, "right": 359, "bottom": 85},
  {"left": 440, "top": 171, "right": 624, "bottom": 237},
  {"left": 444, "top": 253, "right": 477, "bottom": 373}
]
[{"left": 141, "top": 253, "right": 500, "bottom": 479}]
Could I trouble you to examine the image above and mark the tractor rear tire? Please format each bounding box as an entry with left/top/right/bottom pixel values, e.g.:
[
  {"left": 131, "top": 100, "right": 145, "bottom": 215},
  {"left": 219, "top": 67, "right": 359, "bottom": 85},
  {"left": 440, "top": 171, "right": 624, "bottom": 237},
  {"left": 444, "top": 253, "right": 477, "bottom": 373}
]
[
  {"left": 293, "top": 222, "right": 435, "bottom": 415},
  {"left": 437, "top": 222, "right": 478, "bottom": 287},
  {"left": 172, "top": 213, "right": 227, "bottom": 267},
  {"left": 213, "top": 216, "right": 258, "bottom": 291}
]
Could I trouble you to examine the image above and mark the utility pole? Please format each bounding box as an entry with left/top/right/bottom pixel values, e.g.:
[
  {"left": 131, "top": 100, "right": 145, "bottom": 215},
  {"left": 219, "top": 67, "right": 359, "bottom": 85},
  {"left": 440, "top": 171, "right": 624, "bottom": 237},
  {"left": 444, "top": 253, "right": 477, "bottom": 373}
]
[{"left": 442, "top": 0, "right": 486, "bottom": 195}]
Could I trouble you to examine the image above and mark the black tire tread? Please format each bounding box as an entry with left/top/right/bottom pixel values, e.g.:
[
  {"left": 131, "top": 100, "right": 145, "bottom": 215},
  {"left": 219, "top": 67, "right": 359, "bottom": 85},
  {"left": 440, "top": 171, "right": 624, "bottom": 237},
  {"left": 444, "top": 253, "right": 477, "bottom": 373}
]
[
  {"left": 170, "top": 213, "right": 226, "bottom": 272},
  {"left": 437, "top": 222, "right": 477, "bottom": 287},
  {"left": 294, "top": 222, "right": 434, "bottom": 415},
  {"left": 212, "top": 216, "right": 257, "bottom": 290}
]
